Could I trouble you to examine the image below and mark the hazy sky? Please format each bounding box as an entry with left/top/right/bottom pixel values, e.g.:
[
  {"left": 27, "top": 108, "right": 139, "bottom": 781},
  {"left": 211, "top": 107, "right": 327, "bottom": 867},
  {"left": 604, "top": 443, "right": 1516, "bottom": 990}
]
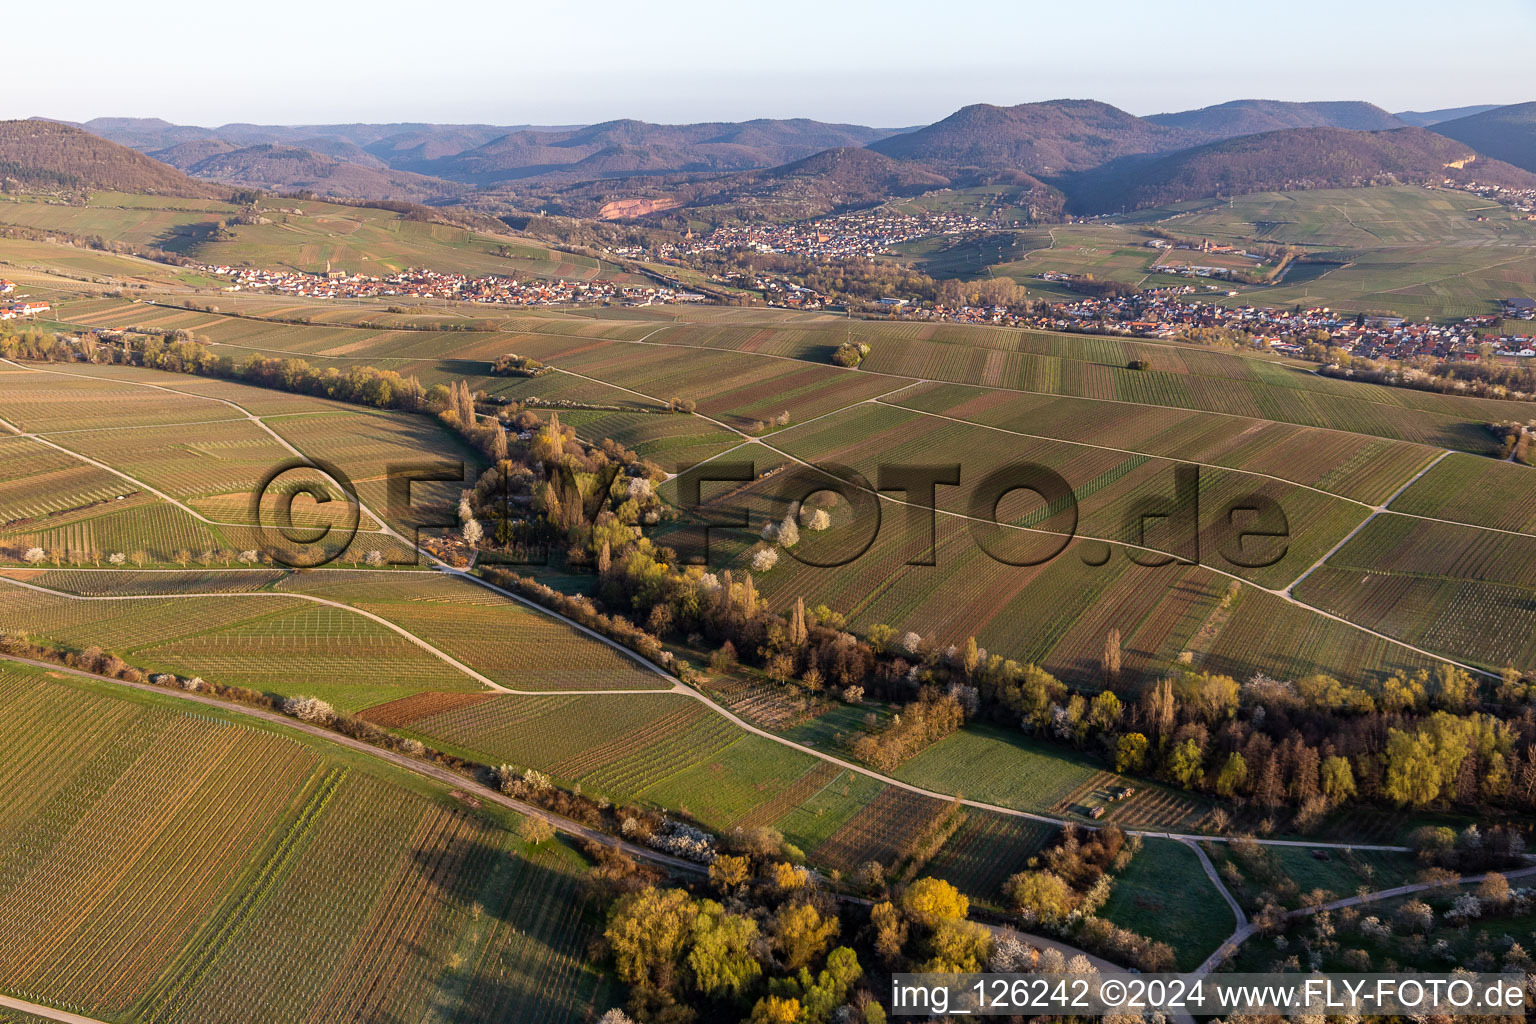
[{"left": 10, "top": 0, "right": 1534, "bottom": 127}]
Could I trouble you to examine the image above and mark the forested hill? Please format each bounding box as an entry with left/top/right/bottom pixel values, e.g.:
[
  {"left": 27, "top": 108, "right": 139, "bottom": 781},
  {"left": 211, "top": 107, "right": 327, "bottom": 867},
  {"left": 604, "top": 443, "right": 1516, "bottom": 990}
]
[
  {"left": 1431, "top": 102, "right": 1536, "bottom": 174},
  {"left": 867, "top": 99, "right": 1196, "bottom": 174},
  {"left": 1064, "top": 126, "right": 1536, "bottom": 213},
  {"left": 0, "top": 119, "right": 224, "bottom": 197}
]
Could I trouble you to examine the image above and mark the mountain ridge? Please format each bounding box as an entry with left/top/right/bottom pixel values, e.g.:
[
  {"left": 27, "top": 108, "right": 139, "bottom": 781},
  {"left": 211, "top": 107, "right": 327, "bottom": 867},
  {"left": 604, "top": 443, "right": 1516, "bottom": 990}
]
[
  {"left": 0, "top": 119, "right": 224, "bottom": 197},
  {"left": 1429, "top": 102, "right": 1536, "bottom": 174}
]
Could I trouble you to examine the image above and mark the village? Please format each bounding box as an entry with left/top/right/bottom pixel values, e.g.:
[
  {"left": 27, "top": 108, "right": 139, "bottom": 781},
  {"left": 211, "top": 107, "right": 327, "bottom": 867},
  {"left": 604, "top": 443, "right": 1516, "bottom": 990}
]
[
  {"left": 198, "top": 264, "right": 706, "bottom": 307},
  {"left": 896, "top": 290, "right": 1536, "bottom": 360},
  {"left": 611, "top": 207, "right": 1003, "bottom": 266}
]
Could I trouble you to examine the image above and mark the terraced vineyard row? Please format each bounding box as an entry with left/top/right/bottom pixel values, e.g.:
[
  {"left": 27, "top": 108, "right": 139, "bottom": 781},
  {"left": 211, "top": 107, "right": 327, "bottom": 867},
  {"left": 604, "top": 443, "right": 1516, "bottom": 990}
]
[{"left": 891, "top": 382, "right": 1439, "bottom": 505}]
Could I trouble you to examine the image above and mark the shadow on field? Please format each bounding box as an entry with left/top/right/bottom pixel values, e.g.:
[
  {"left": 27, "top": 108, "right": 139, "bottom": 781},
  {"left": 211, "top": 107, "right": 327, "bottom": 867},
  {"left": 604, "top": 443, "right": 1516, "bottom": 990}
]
[
  {"left": 151, "top": 221, "right": 228, "bottom": 253},
  {"left": 400, "top": 831, "right": 603, "bottom": 1023}
]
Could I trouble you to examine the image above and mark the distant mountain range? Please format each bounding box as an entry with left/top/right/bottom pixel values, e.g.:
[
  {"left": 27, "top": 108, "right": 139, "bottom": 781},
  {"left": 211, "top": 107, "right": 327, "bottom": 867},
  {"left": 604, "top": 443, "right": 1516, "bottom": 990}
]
[
  {"left": 11, "top": 97, "right": 1535, "bottom": 219},
  {"left": 402, "top": 119, "right": 898, "bottom": 184},
  {"left": 73, "top": 116, "right": 898, "bottom": 188}
]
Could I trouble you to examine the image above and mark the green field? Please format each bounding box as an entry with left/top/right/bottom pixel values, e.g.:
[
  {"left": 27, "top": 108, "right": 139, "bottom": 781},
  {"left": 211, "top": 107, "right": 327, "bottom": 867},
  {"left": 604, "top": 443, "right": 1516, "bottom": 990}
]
[{"left": 1098, "top": 839, "right": 1236, "bottom": 971}]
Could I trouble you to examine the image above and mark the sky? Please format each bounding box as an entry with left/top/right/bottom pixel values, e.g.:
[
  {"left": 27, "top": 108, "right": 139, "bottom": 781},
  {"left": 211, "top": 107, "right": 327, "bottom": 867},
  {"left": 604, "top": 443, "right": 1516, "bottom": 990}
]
[{"left": 8, "top": 0, "right": 1534, "bottom": 127}]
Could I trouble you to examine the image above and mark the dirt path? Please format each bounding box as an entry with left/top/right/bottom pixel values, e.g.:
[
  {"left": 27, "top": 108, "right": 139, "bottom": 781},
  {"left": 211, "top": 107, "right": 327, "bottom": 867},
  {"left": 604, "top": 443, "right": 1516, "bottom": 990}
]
[
  {"left": 1196, "top": 863, "right": 1536, "bottom": 974},
  {"left": 1283, "top": 449, "right": 1452, "bottom": 595},
  {"left": 0, "top": 994, "right": 112, "bottom": 1024},
  {"left": 1185, "top": 837, "right": 1247, "bottom": 927}
]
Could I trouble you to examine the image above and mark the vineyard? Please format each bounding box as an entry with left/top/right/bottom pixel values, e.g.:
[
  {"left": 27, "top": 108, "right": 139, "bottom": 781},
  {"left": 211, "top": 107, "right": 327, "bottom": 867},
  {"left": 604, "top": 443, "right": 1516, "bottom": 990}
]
[
  {"left": 0, "top": 436, "right": 127, "bottom": 523},
  {"left": 556, "top": 408, "right": 742, "bottom": 464},
  {"left": 1294, "top": 514, "right": 1536, "bottom": 672},
  {"left": 7, "top": 210, "right": 1536, "bottom": 1019},
  {"left": 0, "top": 498, "right": 231, "bottom": 565},
  {"left": 810, "top": 786, "right": 948, "bottom": 873},
  {"left": 382, "top": 691, "right": 697, "bottom": 778},
  {"left": 924, "top": 810, "right": 1058, "bottom": 907},
  {"left": 893, "top": 724, "right": 1109, "bottom": 818},
  {"left": 0, "top": 583, "right": 487, "bottom": 710},
  {"left": 0, "top": 666, "right": 609, "bottom": 1024},
  {"left": 636, "top": 735, "right": 818, "bottom": 828},
  {"left": 278, "top": 570, "right": 669, "bottom": 691},
  {"left": 1387, "top": 452, "right": 1536, "bottom": 535},
  {"left": 773, "top": 770, "right": 887, "bottom": 854},
  {"left": 0, "top": 368, "right": 246, "bottom": 433},
  {"left": 890, "top": 381, "right": 1441, "bottom": 505}
]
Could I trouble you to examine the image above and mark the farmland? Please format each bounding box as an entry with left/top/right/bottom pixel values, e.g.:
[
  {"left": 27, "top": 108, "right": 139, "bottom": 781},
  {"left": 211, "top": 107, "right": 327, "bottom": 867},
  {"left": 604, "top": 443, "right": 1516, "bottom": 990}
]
[
  {"left": 0, "top": 582, "right": 482, "bottom": 710},
  {"left": 0, "top": 360, "right": 479, "bottom": 564},
  {"left": 0, "top": 665, "right": 608, "bottom": 1024},
  {"left": 893, "top": 723, "right": 1211, "bottom": 828},
  {"left": 4, "top": 178, "right": 1536, "bottom": 1017},
  {"left": 1128, "top": 188, "right": 1536, "bottom": 320},
  {"left": 1387, "top": 452, "right": 1536, "bottom": 535},
  {"left": 882, "top": 187, "right": 1536, "bottom": 322},
  {"left": 923, "top": 810, "right": 1058, "bottom": 907},
  {"left": 274, "top": 570, "right": 669, "bottom": 691},
  {"left": 1294, "top": 514, "right": 1536, "bottom": 673}
]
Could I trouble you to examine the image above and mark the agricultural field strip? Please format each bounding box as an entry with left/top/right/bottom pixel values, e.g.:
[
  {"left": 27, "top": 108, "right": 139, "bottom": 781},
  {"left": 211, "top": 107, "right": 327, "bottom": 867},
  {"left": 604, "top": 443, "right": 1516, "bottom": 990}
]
[
  {"left": 0, "top": 575, "right": 519, "bottom": 694},
  {"left": 28, "top": 417, "right": 264, "bottom": 438},
  {"left": 878, "top": 401, "right": 1536, "bottom": 543},
  {"left": 0, "top": 361, "right": 399, "bottom": 537},
  {"left": 874, "top": 397, "right": 1421, "bottom": 510},
  {"left": 50, "top": 307, "right": 687, "bottom": 365},
  {"left": 545, "top": 361, "right": 1500, "bottom": 679},
  {"left": 1284, "top": 450, "right": 1452, "bottom": 595},
  {"left": 557, "top": 321, "right": 1528, "bottom": 426}
]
